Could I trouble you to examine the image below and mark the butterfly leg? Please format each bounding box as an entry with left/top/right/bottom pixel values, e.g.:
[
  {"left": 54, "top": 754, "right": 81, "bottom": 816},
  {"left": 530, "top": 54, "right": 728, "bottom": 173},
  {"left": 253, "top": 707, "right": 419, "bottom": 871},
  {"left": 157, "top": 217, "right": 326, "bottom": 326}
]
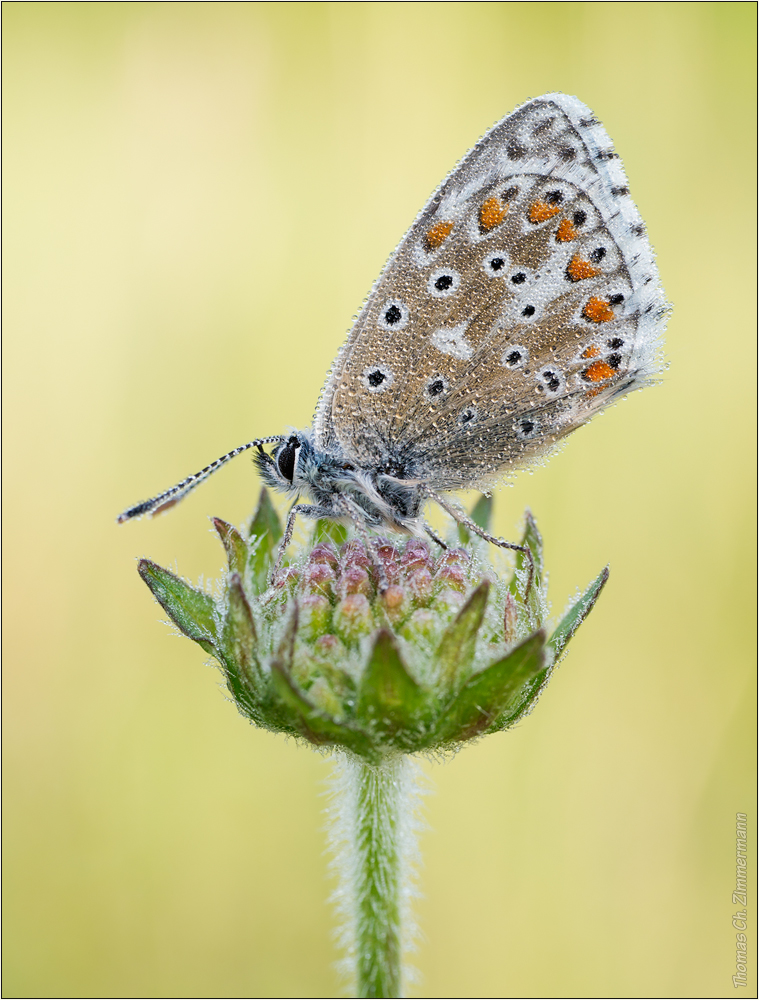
[
  {"left": 427, "top": 490, "right": 535, "bottom": 596},
  {"left": 270, "top": 503, "right": 335, "bottom": 584},
  {"left": 337, "top": 496, "right": 390, "bottom": 593},
  {"left": 423, "top": 524, "right": 448, "bottom": 551}
]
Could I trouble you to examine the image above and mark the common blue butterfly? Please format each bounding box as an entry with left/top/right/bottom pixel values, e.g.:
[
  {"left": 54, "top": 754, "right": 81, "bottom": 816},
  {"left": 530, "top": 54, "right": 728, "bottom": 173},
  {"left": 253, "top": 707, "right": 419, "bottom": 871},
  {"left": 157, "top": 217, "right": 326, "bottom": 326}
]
[{"left": 119, "top": 93, "right": 668, "bottom": 587}]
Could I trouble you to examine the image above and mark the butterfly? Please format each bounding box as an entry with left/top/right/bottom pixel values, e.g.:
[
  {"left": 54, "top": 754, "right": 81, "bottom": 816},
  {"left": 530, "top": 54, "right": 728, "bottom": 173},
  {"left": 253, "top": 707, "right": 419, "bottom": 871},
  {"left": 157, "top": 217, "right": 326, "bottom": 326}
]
[{"left": 119, "top": 93, "right": 669, "bottom": 589}]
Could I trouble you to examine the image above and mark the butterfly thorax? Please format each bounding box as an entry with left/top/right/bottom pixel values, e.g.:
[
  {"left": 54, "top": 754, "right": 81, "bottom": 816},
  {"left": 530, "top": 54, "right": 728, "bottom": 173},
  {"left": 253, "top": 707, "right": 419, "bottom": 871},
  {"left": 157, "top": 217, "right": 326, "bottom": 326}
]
[{"left": 255, "top": 430, "right": 424, "bottom": 532}]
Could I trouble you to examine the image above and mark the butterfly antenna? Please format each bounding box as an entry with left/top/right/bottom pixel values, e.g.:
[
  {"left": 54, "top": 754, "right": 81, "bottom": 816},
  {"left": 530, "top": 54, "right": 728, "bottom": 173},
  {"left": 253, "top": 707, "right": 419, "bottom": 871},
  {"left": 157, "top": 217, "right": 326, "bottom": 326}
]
[{"left": 117, "top": 436, "right": 283, "bottom": 523}]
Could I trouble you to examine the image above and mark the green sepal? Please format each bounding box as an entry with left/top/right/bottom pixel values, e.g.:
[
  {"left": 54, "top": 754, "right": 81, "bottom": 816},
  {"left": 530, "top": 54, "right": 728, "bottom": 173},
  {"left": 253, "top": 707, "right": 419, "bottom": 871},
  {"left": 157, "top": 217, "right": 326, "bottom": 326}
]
[
  {"left": 548, "top": 566, "right": 609, "bottom": 664},
  {"left": 138, "top": 559, "right": 217, "bottom": 654},
  {"left": 435, "top": 581, "right": 490, "bottom": 689},
  {"left": 247, "top": 489, "right": 282, "bottom": 589},
  {"left": 313, "top": 518, "right": 349, "bottom": 548},
  {"left": 458, "top": 493, "right": 493, "bottom": 544},
  {"left": 435, "top": 630, "right": 546, "bottom": 743},
  {"left": 213, "top": 518, "right": 248, "bottom": 578},
  {"left": 270, "top": 665, "right": 376, "bottom": 759},
  {"left": 221, "top": 573, "right": 262, "bottom": 696},
  {"left": 270, "top": 612, "right": 378, "bottom": 758},
  {"left": 508, "top": 510, "right": 544, "bottom": 621},
  {"left": 356, "top": 630, "right": 431, "bottom": 746}
]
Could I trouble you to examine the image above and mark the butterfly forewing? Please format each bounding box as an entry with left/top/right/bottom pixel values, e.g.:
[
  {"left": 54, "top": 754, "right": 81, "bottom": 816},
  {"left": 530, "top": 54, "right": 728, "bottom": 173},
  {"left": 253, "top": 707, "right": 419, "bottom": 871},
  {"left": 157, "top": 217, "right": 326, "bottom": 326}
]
[{"left": 314, "top": 93, "right": 667, "bottom": 489}]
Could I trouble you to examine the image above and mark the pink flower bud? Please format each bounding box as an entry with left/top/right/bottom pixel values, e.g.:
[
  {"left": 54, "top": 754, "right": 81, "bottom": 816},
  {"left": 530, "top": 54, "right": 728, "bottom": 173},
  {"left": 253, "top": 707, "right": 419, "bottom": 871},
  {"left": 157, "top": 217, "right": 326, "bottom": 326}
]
[
  {"left": 302, "top": 562, "right": 336, "bottom": 599},
  {"left": 308, "top": 543, "right": 339, "bottom": 568},
  {"left": 334, "top": 593, "right": 373, "bottom": 643}
]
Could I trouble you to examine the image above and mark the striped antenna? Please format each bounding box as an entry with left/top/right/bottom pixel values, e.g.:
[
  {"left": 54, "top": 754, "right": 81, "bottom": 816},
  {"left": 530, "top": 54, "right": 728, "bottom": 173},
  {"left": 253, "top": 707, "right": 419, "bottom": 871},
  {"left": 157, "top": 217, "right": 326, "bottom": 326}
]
[{"left": 117, "top": 436, "right": 283, "bottom": 523}]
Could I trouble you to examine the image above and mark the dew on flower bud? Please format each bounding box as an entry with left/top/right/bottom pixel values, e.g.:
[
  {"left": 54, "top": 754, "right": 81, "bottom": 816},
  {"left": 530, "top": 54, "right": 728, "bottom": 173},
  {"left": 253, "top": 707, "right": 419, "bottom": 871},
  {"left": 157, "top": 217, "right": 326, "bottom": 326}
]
[
  {"left": 300, "top": 593, "right": 331, "bottom": 639},
  {"left": 503, "top": 591, "right": 519, "bottom": 644},
  {"left": 334, "top": 593, "right": 374, "bottom": 644},
  {"left": 432, "top": 588, "right": 466, "bottom": 618},
  {"left": 342, "top": 564, "right": 371, "bottom": 597},
  {"left": 381, "top": 584, "right": 408, "bottom": 624},
  {"left": 374, "top": 541, "right": 401, "bottom": 585},
  {"left": 407, "top": 566, "right": 434, "bottom": 605},
  {"left": 341, "top": 540, "right": 372, "bottom": 569},
  {"left": 383, "top": 585, "right": 404, "bottom": 610},
  {"left": 307, "top": 676, "right": 344, "bottom": 719},
  {"left": 401, "top": 540, "right": 432, "bottom": 570},
  {"left": 315, "top": 633, "right": 342, "bottom": 654},
  {"left": 438, "top": 548, "right": 471, "bottom": 567},
  {"left": 435, "top": 563, "right": 468, "bottom": 592},
  {"left": 272, "top": 566, "right": 300, "bottom": 590},
  {"left": 400, "top": 608, "right": 439, "bottom": 642},
  {"left": 303, "top": 562, "right": 337, "bottom": 599},
  {"left": 308, "top": 543, "right": 339, "bottom": 568}
]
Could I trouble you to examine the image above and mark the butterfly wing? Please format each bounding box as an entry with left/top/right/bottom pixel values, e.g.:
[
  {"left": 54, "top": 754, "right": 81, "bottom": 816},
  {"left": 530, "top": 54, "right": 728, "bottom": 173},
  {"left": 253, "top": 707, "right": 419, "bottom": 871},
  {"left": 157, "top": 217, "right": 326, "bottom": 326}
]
[{"left": 313, "top": 93, "right": 669, "bottom": 490}]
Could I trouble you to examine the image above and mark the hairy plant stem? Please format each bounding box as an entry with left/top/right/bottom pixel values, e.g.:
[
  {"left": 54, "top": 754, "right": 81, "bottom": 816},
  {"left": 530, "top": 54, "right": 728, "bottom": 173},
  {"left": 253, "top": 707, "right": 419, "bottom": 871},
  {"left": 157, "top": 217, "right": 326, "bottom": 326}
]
[{"left": 331, "top": 754, "right": 419, "bottom": 998}]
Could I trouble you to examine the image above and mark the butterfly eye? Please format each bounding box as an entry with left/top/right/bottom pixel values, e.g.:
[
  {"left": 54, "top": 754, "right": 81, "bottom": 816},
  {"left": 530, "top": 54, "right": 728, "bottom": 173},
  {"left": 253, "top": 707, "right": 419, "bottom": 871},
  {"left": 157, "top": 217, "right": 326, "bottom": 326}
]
[
  {"left": 276, "top": 436, "right": 300, "bottom": 483},
  {"left": 362, "top": 365, "right": 394, "bottom": 393},
  {"left": 501, "top": 345, "right": 528, "bottom": 369},
  {"left": 483, "top": 253, "right": 509, "bottom": 276},
  {"left": 428, "top": 269, "right": 460, "bottom": 298},
  {"left": 378, "top": 300, "right": 409, "bottom": 331},
  {"left": 425, "top": 375, "right": 449, "bottom": 399}
]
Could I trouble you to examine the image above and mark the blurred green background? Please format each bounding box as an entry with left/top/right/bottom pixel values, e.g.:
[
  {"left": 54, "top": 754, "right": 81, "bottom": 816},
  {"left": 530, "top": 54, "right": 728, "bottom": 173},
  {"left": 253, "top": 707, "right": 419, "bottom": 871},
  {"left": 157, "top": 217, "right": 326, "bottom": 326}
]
[{"left": 4, "top": 3, "right": 755, "bottom": 997}]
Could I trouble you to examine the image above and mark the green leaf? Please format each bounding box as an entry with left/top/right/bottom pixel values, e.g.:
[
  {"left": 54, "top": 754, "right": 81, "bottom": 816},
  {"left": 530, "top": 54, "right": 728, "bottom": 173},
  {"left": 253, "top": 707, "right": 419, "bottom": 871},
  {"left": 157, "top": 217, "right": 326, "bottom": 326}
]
[
  {"left": 247, "top": 489, "right": 282, "bottom": 589},
  {"left": 270, "top": 663, "right": 378, "bottom": 760},
  {"left": 356, "top": 631, "right": 431, "bottom": 745},
  {"left": 457, "top": 493, "right": 493, "bottom": 543},
  {"left": 489, "top": 670, "right": 547, "bottom": 732},
  {"left": 435, "top": 631, "right": 546, "bottom": 743},
  {"left": 490, "top": 567, "right": 608, "bottom": 732},
  {"left": 313, "top": 518, "right": 349, "bottom": 547},
  {"left": 213, "top": 518, "right": 248, "bottom": 578},
  {"left": 435, "top": 581, "right": 490, "bottom": 689},
  {"left": 221, "top": 573, "right": 262, "bottom": 692},
  {"left": 548, "top": 566, "right": 609, "bottom": 664},
  {"left": 138, "top": 559, "right": 218, "bottom": 654},
  {"left": 508, "top": 510, "right": 544, "bottom": 619}
]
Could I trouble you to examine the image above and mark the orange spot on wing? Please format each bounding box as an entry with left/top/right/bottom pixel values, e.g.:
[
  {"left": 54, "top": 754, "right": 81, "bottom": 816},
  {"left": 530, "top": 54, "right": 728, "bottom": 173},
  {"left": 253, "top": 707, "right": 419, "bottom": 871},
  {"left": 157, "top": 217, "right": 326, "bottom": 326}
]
[
  {"left": 584, "top": 385, "right": 605, "bottom": 398},
  {"left": 479, "top": 196, "right": 506, "bottom": 232},
  {"left": 581, "top": 345, "right": 601, "bottom": 359},
  {"left": 567, "top": 255, "right": 602, "bottom": 281},
  {"left": 528, "top": 200, "right": 561, "bottom": 223},
  {"left": 583, "top": 359, "right": 616, "bottom": 382},
  {"left": 424, "top": 220, "right": 454, "bottom": 251},
  {"left": 556, "top": 218, "right": 578, "bottom": 242},
  {"left": 583, "top": 296, "right": 615, "bottom": 323}
]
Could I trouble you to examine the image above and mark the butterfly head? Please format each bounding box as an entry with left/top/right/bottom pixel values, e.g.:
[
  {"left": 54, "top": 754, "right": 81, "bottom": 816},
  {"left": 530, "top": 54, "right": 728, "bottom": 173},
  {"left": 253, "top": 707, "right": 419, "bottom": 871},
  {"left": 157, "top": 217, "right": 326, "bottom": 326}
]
[
  {"left": 256, "top": 432, "right": 305, "bottom": 494},
  {"left": 255, "top": 430, "right": 354, "bottom": 497}
]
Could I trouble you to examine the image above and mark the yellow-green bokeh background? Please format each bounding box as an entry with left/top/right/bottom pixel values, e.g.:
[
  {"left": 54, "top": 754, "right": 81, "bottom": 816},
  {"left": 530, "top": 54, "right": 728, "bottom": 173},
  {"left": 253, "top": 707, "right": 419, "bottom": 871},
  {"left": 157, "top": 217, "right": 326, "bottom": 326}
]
[{"left": 4, "top": 3, "right": 755, "bottom": 997}]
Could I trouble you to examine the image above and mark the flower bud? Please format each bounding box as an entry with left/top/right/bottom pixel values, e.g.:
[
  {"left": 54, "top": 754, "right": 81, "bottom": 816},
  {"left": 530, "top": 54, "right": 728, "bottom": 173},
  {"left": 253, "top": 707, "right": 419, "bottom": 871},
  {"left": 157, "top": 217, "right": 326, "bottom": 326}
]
[
  {"left": 138, "top": 489, "right": 609, "bottom": 763},
  {"left": 334, "top": 593, "right": 374, "bottom": 644}
]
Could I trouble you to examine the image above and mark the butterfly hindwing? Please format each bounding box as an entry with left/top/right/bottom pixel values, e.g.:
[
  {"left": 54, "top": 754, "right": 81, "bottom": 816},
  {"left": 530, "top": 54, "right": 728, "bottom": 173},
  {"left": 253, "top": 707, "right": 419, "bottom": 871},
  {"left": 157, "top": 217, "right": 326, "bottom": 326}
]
[{"left": 313, "top": 93, "right": 667, "bottom": 490}]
